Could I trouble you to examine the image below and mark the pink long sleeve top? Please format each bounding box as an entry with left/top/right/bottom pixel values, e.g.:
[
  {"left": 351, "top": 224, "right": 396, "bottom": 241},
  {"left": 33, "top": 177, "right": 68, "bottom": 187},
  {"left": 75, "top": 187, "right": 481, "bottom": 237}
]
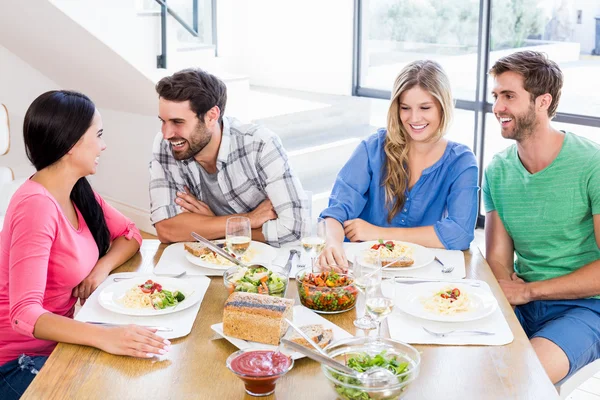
[{"left": 0, "top": 179, "right": 142, "bottom": 366}]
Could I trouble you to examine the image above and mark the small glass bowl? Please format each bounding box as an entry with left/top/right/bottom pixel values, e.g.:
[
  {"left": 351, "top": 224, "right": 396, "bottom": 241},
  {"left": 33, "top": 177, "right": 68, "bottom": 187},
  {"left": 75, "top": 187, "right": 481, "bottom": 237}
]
[
  {"left": 321, "top": 336, "right": 420, "bottom": 400},
  {"left": 295, "top": 268, "right": 358, "bottom": 314},
  {"left": 223, "top": 264, "right": 289, "bottom": 297},
  {"left": 226, "top": 348, "right": 294, "bottom": 397}
]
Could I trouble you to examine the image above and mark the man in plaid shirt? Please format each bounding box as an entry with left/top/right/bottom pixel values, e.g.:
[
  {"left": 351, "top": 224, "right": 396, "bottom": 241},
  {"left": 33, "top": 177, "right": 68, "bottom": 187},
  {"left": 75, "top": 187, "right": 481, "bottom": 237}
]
[{"left": 150, "top": 68, "right": 308, "bottom": 246}]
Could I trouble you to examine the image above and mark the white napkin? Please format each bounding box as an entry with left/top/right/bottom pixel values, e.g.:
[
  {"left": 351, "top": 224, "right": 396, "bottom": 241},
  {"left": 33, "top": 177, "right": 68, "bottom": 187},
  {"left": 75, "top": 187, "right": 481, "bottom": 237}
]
[
  {"left": 343, "top": 244, "right": 466, "bottom": 279},
  {"left": 75, "top": 273, "right": 211, "bottom": 340},
  {"left": 387, "top": 280, "right": 514, "bottom": 346}
]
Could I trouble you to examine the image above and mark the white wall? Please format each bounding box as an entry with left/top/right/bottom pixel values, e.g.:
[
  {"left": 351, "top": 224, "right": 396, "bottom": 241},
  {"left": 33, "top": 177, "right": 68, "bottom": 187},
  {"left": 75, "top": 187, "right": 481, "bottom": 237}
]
[
  {"left": 0, "top": 44, "right": 158, "bottom": 233},
  {"left": 217, "top": 0, "right": 354, "bottom": 96},
  {"left": 572, "top": 0, "right": 600, "bottom": 54},
  {"left": 0, "top": 0, "right": 158, "bottom": 116},
  {"left": 0, "top": 45, "right": 54, "bottom": 178}
]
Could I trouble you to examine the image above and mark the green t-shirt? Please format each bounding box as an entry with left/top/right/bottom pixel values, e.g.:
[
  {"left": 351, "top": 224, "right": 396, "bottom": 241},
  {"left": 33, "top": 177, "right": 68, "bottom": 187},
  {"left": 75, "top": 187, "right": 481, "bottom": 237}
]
[{"left": 482, "top": 132, "right": 600, "bottom": 283}]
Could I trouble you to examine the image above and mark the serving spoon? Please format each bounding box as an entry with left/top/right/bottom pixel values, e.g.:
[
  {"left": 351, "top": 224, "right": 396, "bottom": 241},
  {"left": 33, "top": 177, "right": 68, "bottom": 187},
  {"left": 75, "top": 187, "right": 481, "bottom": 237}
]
[{"left": 281, "top": 338, "right": 397, "bottom": 387}]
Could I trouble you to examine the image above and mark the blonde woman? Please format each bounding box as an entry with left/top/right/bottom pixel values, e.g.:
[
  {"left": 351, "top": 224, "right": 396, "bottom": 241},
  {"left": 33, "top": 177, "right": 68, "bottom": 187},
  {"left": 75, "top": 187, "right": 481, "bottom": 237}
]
[{"left": 319, "top": 60, "right": 479, "bottom": 268}]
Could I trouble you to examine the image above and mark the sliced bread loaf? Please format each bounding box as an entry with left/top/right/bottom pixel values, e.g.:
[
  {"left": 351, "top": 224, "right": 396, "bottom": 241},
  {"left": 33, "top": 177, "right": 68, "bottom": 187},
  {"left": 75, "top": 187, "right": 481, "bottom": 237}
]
[{"left": 223, "top": 292, "right": 294, "bottom": 345}]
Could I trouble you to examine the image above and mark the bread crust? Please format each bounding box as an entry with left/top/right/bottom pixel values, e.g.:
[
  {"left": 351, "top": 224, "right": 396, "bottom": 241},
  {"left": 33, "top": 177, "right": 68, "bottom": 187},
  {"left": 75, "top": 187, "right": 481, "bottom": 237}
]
[{"left": 223, "top": 292, "right": 294, "bottom": 345}]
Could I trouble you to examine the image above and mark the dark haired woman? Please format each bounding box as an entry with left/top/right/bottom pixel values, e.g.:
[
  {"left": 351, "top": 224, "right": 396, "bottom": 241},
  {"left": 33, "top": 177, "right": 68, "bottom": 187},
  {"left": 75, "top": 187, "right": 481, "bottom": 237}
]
[{"left": 0, "top": 90, "right": 169, "bottom": 399}]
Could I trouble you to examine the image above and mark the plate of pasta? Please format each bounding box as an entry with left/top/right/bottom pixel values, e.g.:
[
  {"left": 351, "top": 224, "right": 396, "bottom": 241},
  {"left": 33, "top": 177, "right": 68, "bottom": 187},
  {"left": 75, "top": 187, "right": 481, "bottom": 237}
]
[
  {"left": 346, "top": 240, "right": 435, "bottom": 270},
  {"left": 98, "top": 276, "right": 203, "bottom": 316},
  {"left": 396, "top": 282, "right": 498, "bottom": 322},
  {"left": 184, "top": 240, "right": 277, "bottom": 270}
]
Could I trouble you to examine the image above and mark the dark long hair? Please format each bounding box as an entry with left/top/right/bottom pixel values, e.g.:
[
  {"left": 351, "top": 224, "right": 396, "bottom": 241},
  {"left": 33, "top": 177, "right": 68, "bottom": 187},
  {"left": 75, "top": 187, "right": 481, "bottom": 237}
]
[{"left": 23, "top": 90, "right": 110, "bottom": 257}]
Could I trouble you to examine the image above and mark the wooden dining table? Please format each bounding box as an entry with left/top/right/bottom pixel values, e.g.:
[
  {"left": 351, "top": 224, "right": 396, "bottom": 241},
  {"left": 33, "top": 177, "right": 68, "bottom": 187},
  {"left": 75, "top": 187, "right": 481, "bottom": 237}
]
[{"left": 22, "top": 239, "right": 559, "bottom": 400}]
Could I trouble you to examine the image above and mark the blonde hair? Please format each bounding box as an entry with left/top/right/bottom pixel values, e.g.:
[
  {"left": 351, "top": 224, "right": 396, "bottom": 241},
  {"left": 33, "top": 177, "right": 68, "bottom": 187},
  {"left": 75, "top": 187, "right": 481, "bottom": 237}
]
[{"left": 383, "top": 60, "right": 454, "bottom": 222}]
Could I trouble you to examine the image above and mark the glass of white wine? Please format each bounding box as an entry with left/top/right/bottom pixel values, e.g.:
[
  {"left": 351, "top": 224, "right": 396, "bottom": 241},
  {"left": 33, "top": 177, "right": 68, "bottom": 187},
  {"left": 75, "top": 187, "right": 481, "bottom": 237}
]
[
  {"left": 365, "top": 276, "right": 396, "bottom": 339},
  {"left": 300, "top": 217, "right": 326, "bottom": 272},
  {"left": 226, "top": 216, "right": 251, "bottom": 259},
  {"left": 353, "top": 251, "right": 381, "bottom": 330}
]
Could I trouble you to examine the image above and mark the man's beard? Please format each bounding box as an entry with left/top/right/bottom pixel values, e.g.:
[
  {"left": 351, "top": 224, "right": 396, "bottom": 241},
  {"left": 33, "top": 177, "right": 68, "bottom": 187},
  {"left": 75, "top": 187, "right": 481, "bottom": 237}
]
[
  {"left": 171, "top": 123, "right": 211, "bottom": 160},
  {"left": 500, "top": 101, "right": 537, "bottom": 142}
]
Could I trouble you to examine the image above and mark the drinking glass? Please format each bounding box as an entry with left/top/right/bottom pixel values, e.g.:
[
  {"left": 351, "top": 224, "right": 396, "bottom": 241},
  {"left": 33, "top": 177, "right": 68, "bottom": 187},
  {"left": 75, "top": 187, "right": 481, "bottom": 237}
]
[
  {"left": 365, "top": 276, "right": 396, "bottom": 338},
  {"left": 300, "top": 217, "right": 326, "bottom": 271},
  {"left": 226, "top": 216, "right": 251, "bottom": 258},
  {"left": 352, "top": 251, "right": 381, "bottom": 330}
]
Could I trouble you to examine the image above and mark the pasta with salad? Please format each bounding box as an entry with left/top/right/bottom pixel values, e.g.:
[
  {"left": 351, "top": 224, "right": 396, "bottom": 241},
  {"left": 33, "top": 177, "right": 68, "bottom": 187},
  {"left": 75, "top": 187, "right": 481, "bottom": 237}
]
[
  {"left": 421, "top": 287, "right": 471, "bottom": 315},
  {"left": 121, "top": 280, "right": 186, "bottom": 310}
]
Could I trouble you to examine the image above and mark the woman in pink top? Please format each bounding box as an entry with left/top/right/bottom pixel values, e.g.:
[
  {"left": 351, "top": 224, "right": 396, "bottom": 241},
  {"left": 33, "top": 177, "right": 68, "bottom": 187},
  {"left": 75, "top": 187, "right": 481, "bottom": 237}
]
[{"left": 0, "top": 91, "right": 170, "bottom": 399}]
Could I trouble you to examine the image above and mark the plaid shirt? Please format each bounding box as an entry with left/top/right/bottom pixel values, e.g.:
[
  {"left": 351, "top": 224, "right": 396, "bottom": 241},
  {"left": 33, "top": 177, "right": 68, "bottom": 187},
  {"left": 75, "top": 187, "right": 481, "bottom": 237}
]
[{"left": 149, "top": 116, "right": 308, "bottom": 246}]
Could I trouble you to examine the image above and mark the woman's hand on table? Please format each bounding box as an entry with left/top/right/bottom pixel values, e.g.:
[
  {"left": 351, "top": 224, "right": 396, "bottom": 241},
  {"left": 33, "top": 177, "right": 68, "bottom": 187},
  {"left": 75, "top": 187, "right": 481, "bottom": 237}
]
[
  {"left": 318, "top": 242, "right": 348, "bottom": 272},
  {"left": 72, "top": 263, "right": 111, "bottom": 305},
  {"left": 343, "top": 219, "right": 380, "bottom": 242},
  {"left": 95, "top": 325, "right": 171, "bottom": 358}
]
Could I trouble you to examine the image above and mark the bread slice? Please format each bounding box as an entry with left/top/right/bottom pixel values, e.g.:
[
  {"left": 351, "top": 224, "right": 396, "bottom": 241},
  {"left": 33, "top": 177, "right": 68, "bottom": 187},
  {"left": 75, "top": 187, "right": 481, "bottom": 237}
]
[
  {"left": 318, "top": 329, "right": 333, "bottom": 349},
  {"left": 289, "top": 324, "right": 324, "bottom": 347},
  {"left": 381, "top": 256, "right": 414, "bottom": 267},
  {"left": 184, "top": 242, "right": 211, "bottom": 257},
  {"left": 289, "top": 324, "right": 333, "bottom": 349},
  {"left": 223, "top": 292, "right": 294, "bottom": 345}
]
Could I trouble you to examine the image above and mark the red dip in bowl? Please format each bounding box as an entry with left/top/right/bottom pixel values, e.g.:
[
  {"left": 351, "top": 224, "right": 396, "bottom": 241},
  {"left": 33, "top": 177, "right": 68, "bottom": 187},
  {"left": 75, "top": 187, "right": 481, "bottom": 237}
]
[{"left": 226, "top": 349, "right": 293, "bottom": 396}]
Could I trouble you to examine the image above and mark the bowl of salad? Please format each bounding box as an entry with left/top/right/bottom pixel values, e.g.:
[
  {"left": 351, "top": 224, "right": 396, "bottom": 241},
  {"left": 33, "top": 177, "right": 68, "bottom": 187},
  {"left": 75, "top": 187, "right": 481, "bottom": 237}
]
[
  {"left": 321, "top": 336, "right": 420, "bottom": 400},
  {"left": 295, "top": 269, "right": 358, "bottom": 314},
  {"left": 223, "top": 265, "right": 288, "bottom": 297}
]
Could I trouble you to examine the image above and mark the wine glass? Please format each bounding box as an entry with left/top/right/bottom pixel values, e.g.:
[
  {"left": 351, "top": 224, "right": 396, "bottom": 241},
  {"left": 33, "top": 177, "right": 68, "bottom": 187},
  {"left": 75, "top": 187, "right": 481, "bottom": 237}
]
[
  {"left": 300, "top": 217, "right": 326, "bottom": 272},
  {"left": 365, "top": 276, "right": 396, "bottom": 339},
  {"left": 226, "top": 216, "right": 251, "bottom": 259},
  {"left": 352, "top": 251, "right": 381, "bottom": 330}
]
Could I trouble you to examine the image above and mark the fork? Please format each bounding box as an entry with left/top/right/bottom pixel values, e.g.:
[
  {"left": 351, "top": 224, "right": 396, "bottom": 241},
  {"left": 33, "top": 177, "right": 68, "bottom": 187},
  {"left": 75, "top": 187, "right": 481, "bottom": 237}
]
[
  {"left": 435, "top": 256, "right": 454, "bottom": 274},
  {"left": 422, "top": 327, "right": 495, "bottom": 337},
  {"left": 113, "top": 271, "right": 187, "bottom": 282}
]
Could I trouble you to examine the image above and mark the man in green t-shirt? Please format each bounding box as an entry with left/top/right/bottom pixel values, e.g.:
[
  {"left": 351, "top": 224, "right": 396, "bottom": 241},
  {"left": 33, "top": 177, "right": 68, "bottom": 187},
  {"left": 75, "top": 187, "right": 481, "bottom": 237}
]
[{"left": 483, "top": 50, "right": 600, "bottom": 385}]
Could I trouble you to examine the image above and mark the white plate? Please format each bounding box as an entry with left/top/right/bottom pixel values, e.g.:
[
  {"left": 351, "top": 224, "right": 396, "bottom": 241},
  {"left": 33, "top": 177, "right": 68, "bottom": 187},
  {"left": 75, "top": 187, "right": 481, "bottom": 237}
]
[
  {"left": 396, "top": 282, "right": 498, "bottom": 323},
  {"left": 211, "top": 305, "right": 353, "bottom": 359},
  {"left": 98, "top": 275, "right": 203, "bottom": 316},
  {"left": 185, "top": 240, "right": 278, "bottom": 271},
  {"left": 345, "top": 240, "right": 435, "bottom": 271}
]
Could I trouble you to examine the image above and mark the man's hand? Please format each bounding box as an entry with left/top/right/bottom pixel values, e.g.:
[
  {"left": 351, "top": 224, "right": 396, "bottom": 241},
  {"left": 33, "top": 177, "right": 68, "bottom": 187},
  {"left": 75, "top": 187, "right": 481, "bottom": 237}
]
[
  {"left": 343, "top": 219, "right": 381, "bottom": 242},
  {"left": 498, "top": 272, "right": 532, "bottom": 306},
  {"left": 246, "top": 199, "right": 277, "bottom": 229},
  {"left": 176, "top": 186, "right": 215, "bottom": 216}
]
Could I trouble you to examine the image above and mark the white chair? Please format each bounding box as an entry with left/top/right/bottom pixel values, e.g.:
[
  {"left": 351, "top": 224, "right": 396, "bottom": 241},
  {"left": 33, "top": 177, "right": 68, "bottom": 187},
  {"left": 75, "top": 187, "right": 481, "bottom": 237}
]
[
  {"left": 0, "top": 104, "right": 10, "bottom": 155},
  {"left": 0, "top": 103, "right": 24, "bottom": 229},
  {"left": 557, "top": 359, "right": 600, "bottom": 398}
]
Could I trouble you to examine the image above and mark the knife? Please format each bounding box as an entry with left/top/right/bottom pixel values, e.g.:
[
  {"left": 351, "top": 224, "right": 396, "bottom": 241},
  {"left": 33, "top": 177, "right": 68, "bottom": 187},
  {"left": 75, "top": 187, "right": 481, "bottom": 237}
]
[
  {"left": 86, "top": 321, "right": 173, "bottom": 332},
  {"left": 190, "top": 231, "right": 249, "bottom": 268},
  {"left": 282, "top": 249, "right": 299, "bottom": 278},
  {"left": 394, "top": 278, "right": 481, "bottom": 287}
]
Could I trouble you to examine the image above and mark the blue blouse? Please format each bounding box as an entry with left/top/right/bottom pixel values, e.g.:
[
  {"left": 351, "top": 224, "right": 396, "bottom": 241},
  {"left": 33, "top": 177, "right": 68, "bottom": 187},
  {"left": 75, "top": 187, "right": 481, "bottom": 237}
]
[{"left": 320, "top": 130, "right": 479, "bottom": 250}]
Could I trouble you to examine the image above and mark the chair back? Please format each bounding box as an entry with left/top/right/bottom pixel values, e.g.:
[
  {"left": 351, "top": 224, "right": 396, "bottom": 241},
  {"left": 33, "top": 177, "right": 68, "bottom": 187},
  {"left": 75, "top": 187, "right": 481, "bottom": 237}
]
[{"left": 0, "top": 104, "right": 10, "bottom": 156}]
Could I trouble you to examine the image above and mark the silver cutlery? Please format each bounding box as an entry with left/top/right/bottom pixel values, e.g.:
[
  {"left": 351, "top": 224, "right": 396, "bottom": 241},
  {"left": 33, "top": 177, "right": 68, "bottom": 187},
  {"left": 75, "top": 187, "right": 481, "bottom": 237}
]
[
  {"left": 113, "top": 271, "right": 187, "bottom": 282},
  {"left": 394, "top": 278, "right": 481, "bottom": 287},
  {"left": 282, "top": 250, "right": 300, "bottom": 277},
  {"left": 190, "top": 231, "right": 249, "bottom": 268},
  {"left": 86, "top": 321, "right": 173, "bottom": 332},
  {"left": 422, "top": 327, "right": 494, "bottom": 337},
  {"left": 435, "top": 256, "right": 454, "bottom": 273}
]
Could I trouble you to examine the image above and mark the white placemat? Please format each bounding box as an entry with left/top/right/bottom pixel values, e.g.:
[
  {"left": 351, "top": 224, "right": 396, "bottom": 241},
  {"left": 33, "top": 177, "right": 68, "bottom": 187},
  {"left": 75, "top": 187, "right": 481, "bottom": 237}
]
[
  {"left": 75, "top": 272, "right": 210, "bottom": 340},
  {"left": 154, "top": 242, "right": 300, "bottom": 277},
  {"left": 343, "top": 243, "right": 466, "bottom": 279},
  {"left": 387, "top": 279, "right": 514, "bottom": 345}
]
